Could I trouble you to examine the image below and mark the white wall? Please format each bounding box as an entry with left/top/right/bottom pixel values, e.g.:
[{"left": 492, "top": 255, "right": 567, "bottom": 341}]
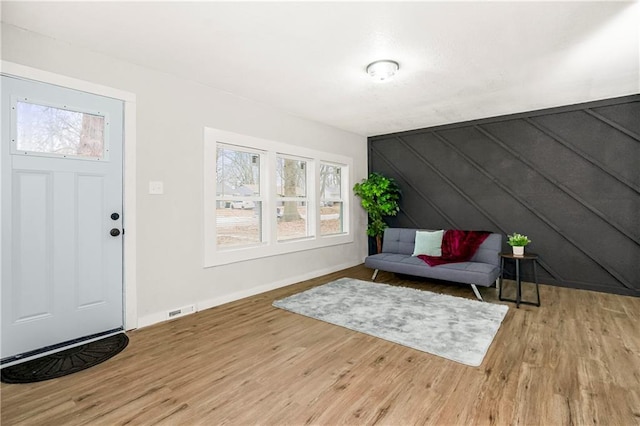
[{"left": 1, "top": 23, "right": 369, "bottom": 327}]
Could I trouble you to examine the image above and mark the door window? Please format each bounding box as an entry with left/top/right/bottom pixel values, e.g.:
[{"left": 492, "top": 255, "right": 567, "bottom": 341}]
[{"left": 14, "top": 100, "right": 107, "bottom": 160}]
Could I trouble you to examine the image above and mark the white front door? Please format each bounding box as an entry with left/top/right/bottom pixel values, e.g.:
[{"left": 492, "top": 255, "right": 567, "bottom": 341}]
[{"left": 1, "top": 75, "right": 124, "bottom": 360}]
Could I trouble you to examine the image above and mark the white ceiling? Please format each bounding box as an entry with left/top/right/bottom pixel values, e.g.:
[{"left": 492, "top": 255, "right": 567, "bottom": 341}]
[{"left": 2, "top": 1, "right": 638, "bottom": 136}]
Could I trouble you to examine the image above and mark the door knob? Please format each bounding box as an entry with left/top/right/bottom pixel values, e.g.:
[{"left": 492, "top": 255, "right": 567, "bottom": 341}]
[
  {"left": 110, "top": 228, "right": 121, "bottom": 237},
  {"left": 111, "top": 213, "right": 120, "bottom": 220}
]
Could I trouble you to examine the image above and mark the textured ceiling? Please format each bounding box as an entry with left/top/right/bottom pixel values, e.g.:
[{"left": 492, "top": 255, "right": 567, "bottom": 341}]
[{"left": 2, "top": 1, "right": 638, "bottom": 136}]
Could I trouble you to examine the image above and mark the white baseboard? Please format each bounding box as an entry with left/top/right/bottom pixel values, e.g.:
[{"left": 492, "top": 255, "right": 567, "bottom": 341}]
[
  {"left": 136, "top": 311, "right": 169, "bottom": 329},
  {"left": 136, "top": 260, "right": 361, "bottom": 329}
]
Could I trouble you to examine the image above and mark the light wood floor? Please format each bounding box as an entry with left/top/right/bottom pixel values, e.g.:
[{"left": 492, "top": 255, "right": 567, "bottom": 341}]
[{"left": 2, "top": 265, "right": 640, "bottom": 425}]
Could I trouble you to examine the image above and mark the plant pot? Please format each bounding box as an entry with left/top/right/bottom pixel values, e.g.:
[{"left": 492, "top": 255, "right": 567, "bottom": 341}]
[{"left": 512, "top": 246, "right": 524, "bottom": 256}]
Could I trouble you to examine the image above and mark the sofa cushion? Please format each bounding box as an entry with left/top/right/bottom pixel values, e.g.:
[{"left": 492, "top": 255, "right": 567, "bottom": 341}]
[{"left": 381, "top": 228, "right": 418, "bottom": 255}]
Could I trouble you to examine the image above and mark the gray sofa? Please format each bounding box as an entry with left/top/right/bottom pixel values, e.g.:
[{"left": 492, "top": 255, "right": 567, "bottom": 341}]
[{"left": 364, "top": 228, "right": 502, "bottom": 300}]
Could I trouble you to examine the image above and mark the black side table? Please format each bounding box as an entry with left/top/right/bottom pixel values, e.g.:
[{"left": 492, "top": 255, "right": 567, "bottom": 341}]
[{"left": 498, "top": 252, "right": 541, "bottom": 308}]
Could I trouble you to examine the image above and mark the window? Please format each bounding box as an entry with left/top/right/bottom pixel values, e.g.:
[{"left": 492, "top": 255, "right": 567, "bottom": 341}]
[
  {"left": 204, "top": 128, "right": 353, "bottom": 266},
  {"left": 320, "top": 163, "right": 344, "bottom": 236},
  {"left": 276, "top": 156, "right": 310, "bottom": 241},
  {"left": 215, "top": 145, "right": 263, "bottom": 248},
  {"left": 14, "top": 100, "right": 107, "bottom": 160}
]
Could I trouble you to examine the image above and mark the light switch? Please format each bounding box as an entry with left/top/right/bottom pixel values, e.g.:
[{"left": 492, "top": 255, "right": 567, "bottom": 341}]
[{"left": 149, "top": 181, "right": 164, "bottom": 195}]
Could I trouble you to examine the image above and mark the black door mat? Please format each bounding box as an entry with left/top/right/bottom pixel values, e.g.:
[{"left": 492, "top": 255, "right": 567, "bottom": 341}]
[{"left": 1, "top": 333, "right": 129, "bottom": 384}]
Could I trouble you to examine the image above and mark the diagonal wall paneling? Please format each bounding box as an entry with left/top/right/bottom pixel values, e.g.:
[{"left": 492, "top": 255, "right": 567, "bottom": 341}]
[{"left": 369, "top": 95, "right": 640, "bottom": 296}]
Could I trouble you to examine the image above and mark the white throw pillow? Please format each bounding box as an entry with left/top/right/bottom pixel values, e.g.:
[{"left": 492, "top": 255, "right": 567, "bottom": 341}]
[{"left": 412, "top": 230, "right": 444, "bottom": 257}]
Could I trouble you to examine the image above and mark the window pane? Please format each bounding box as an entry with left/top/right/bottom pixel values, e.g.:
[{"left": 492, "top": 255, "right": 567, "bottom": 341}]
[
  {"left": 320, "top": 164, "right": 343, "bottom": 236},
  {"left": 320, "top": 164, "right": 341, "bottom": 199},
  {"left": 276, "top": 157, "right": 306, "bottom": 197},
  {"left": 321, "top": 201, "right": 343, "bottom": 236},
  {"left": 217, "top": 147, "right": 260, "bottom": 197},
  {"left": 277, "top": 201, "right": 309, "bottom": 241},
  {"left": 216, "top": 201, "right": 262, "bottom": 247},
  {"left": 16, "top": 101, "right": 105, "bottom": 158}
]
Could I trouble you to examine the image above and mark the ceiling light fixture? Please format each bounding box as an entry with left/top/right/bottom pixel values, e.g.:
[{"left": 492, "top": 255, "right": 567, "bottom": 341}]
[{"left": 366, "top": 60, "right": 399, "bottom": 82}]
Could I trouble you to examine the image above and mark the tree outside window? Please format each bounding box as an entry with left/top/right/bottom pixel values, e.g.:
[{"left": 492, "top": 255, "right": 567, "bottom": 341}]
[{"left": 276, "top": 156, "right": 309, "bottom": 241}]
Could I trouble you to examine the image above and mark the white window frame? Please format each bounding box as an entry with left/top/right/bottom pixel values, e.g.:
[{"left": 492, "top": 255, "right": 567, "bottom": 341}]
[{"left": 204, "top": 127, "right": 353, "bottom": 267}]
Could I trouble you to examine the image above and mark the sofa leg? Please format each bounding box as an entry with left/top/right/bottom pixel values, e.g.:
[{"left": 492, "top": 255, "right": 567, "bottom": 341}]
[
  {"left": 471, "top": 284, "right": 483, "bottom": 301},
  {"left": 372, "top": 269, "right": 379, "bottom": 281}
]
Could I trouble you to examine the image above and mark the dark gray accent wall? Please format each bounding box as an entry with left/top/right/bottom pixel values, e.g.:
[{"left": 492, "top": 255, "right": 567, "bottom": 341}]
[{"left": 369, "top": 95, "right": 640, "bottom": 296}]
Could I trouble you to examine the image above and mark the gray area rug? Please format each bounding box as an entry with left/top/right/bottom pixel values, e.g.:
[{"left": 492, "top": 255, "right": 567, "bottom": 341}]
[{"left": 273, "top": 278, "right": 509, "bottom": 366}]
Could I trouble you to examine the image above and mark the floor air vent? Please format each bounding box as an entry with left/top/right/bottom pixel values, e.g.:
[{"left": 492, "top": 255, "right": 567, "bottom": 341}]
[{"left": 167, "top": 304, "right": 196, "bottom": 320}]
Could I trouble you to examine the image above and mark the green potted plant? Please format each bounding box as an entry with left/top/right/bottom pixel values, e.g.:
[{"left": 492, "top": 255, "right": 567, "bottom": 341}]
[
  {"left": 353, "top": 172, "right": 401, "bottom": 253},
  {"left": 507, "top": 233, "right": 531, "bottom": 256}
]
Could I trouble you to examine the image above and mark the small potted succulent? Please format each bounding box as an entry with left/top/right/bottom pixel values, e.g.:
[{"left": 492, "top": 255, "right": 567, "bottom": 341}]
[{"left": 507, "top": 233, "right": 531, "bottom": 256}]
